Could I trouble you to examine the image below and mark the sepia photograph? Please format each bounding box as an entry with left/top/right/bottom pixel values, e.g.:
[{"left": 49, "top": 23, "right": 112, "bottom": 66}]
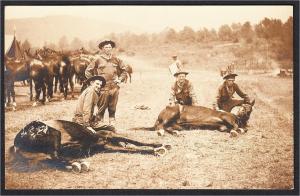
[{"left": 1, "top": 1, "right": 298, "bottom": 193}]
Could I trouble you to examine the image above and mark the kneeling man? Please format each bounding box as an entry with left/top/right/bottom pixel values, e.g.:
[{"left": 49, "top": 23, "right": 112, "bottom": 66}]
[{"left": 73, "top": 75, "right": 112, "bottom": 133}]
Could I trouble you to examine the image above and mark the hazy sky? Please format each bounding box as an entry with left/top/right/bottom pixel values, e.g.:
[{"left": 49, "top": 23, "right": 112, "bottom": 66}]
[{"left": 5, "top": 5, "right": 293, "bottom": 32}]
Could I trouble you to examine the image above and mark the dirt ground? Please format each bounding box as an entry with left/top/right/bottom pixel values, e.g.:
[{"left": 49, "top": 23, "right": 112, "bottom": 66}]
[{"left": 4, "top": 55, "right": 294, "bottom": 189}]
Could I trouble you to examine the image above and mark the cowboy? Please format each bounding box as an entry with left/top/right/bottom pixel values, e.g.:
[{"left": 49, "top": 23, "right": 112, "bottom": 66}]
[
  {"left": 72, "top": 75, "right": 108, "bottom": 133},
  {"left": 85, "top": 40, "right": 127, "bottom": 127},
  {"left": 213, "top": 68, "right": 250, "bottom": 112},
  {"left": 169, "top": 69, "right": 198, "bottom": 106}
]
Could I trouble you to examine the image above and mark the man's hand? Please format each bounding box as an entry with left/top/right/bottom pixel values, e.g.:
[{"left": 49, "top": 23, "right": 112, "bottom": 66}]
[
  {"left": 87, "top": 127, "right": 96, "bottom": 134},
  {"left": 212, "top": 103, "right": 218, "bottom": 110},
  {"left": 169, "top": 100, "right": 175, "bottom": 106},
  {"left": 114, "top": 78, "right": 122, "bottom": 84}
]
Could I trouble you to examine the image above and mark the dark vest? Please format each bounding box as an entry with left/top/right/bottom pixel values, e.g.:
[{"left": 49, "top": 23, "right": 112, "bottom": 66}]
[{"left": 174, "top": 80, "right": 192, "bottom": 105}]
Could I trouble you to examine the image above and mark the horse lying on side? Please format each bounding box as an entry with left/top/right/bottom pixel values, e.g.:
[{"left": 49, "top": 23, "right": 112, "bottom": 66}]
[
  {"left": 9, "top": 120, "right": 170, "bottom": 172},
  {"left": 131, "top": 100, "right": 255, "bottom": 137}
]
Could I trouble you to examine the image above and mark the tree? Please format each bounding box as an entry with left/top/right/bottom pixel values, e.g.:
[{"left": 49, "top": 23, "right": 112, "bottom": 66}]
[
  {"left": 58, "top": 35, "right": 69, "bottom": 50},
  {"left": 218, "top": 25, "right": 233, "bottom": 41},
  {"left": 178, "top": 26, "right": 196, "bottom": 42},
  {"left": 240, "top": 21, "right": 254, "bottom": 43},
  {"left": 70, "top": 37, "right": 83, "bottom": 50},
  {"left": 21, "top": 39, "right": 31, "bottom": 51},
  {"left": 165, "top": 28, "right": 178, "bottom": 42}
]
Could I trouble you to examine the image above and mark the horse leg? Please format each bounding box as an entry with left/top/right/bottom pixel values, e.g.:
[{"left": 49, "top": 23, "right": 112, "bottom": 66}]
[
  {"left": 69, "top": 76, "right": 74, "bottom": 98},
  {"left": 10, "top": 81, "right": 17, "bottom": 110},
  {"left": 29, "top": 78, "right": 33, "bottom": 101},
  {"left": 107, "top": 135, "right": 163, "bottom": 148},
  {"left": 54, "top": 76, "right": 58, "bottom": 93},
  {"left": 41, "top": 82, "right": 46, "bottom": 104},
  {"left": 64, "top": 80, "right": 68, "bottom": 99},
  {"left": 47, "top": 76, "right": 54, "bottom": 100},
  {"left": 33, "top": 82, "right": 41, "bottom": 106},
  {"left": 59, "top": 77, "right": 64, "bottom": 95},
  {"left": 129, "top": 74, "right": 131, "bottom": 83},
  {"left": 47, "top": 129, "right": 62, "bottom": 160}
]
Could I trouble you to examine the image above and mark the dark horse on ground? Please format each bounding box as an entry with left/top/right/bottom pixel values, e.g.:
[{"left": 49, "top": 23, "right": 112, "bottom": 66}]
[{"left": 9, "top": 120, "right": 170, "bottom": 172}]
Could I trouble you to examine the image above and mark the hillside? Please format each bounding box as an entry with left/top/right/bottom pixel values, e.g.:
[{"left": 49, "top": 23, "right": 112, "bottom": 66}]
[{"left": 5, "top": 15, "right": 138, "bottom": 46}]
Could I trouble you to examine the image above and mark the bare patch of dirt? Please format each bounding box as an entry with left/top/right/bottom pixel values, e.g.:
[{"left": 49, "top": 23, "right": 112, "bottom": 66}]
[{"left": 4, "top": 55, "right": 294, "bottom": 189}]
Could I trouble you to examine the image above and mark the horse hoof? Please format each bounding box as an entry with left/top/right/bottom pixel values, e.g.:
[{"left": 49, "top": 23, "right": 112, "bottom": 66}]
[
  {"left": 66, "top": 165, "right": 73, "bottom": 171},
  {"left": 238, "top": 128, "right": 246, "bottom": 134},
  {"left": 80, "top": 161, "right": 90, "bottom": 172},
  {"left": 12, "top": 107, "right": 16, "bottom": 111},
  {"left": 164, "top": 144, "right": 172, "bottom": 150},
  {"left": 157, "top": 129, "right": 165, "bottom": 136},
  {"left": 229, "top": 130, "right": 239, "bottom": 137},
  {"left": 154, "top": 146, "right": 167, "bottom": 157},
  {"left": 71, "top": 162, "right": 81, "bottom": 173},
  {"left": 171, "top": 130, "right": 180, "bottom": 136},
  {"left": 32, "top": 102, "right": 38, "bottom": 107},
  {"left": 12, "top": 102, "right": 17, "bottom": 107}
]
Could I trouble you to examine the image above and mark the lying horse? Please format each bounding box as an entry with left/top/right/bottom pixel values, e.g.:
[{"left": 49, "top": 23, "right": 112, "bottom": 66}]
[
  {"left": 9, "top": 120, "right": 169, "bottom": 171},
  {"left": 131, "top": 100, "right": 255, "bottom": 137}
]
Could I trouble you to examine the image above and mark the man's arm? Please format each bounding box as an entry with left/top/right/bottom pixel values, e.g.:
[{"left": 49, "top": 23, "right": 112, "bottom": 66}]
[
  {"left": 213, "top": 86, "right": 222, "bottom": 110},
  {"left": 169, "top": 84, "right": 176, "bottom": 105},
  {"left": 82, "top": 91, "right": 96, "bottom": 127},
  {"left": 116, "top": 58, "right": 128, "bottom": 82},
  {"left": 85, "top": 58, "right": 99, "bottom": 79},
  {"left": 187, "top": 82, "right": 198, "bottom": 105},
  {"left": 234, "top": 83, "right": 250, "bottom": 103}
]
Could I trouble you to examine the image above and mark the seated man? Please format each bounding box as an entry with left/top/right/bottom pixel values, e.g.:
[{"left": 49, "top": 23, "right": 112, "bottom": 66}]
[
  {"left": 213, "top": 69, "right": 251, "bottom": 112},
  {"left": 72, "top": 75, "right": 114, "bottom": 133},
  {"left": 169, "top": 69, "right": 198, "bottom": 106}
]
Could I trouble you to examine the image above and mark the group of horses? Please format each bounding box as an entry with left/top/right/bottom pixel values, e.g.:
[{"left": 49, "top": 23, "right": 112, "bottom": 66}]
[{"left": 4, "top": 47, "right": 133, "bottom": 110}]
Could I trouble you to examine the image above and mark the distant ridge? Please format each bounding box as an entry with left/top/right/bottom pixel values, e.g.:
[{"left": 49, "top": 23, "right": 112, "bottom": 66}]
[{"left": 5, "top": 15, "right": 139, "bottom": 46}]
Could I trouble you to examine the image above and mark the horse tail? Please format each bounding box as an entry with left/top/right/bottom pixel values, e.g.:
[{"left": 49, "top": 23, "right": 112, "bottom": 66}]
[{"left": 7, "top": 146, "right": 26, "bottom": 164}]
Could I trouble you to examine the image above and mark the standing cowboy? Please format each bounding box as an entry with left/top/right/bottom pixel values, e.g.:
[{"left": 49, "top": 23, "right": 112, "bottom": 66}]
[
  {"left": 85, "top": 40, "right": 127, "bottom": 127},
  {"left": 213, "top": 65, "right": 250, "bottom": 112},
  {"left": 72, "top": 75, "right": 108, "bottom": 133},
  {"left": 169, "top": 69, "right": 198, "bottom": 106}
]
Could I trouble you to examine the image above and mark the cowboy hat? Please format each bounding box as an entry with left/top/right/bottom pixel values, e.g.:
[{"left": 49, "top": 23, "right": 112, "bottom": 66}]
[
  {"left": 174, "top": 69, "right": 189, "bottom": 77},
  {"left": 223, "top": 73, "right": 238, "bottom": 80},
  {"left": 223, "top": 63, "right": 238, "bottom": 80},
  {"left": 98, "top": 40, "right": 116, "bottom": 49},
  {"left": 86, "top": 75, "right": 106, "bottom": 87}
]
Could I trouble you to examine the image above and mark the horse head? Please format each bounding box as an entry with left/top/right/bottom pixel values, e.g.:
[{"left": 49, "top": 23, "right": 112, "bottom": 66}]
[{"left": 233, "top": 99, "right": 255, "bottom": 127}]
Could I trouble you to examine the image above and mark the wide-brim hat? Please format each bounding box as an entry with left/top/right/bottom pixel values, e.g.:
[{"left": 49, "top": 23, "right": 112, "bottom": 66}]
[
  {"left": 86, "top": 75, "right": 106, "bottom": 87},
  {"left": 98, "top": 40, "right": 116, "bottom": 49},
  {"left": 223, "top": 73, "right": 238, "bottom": 80},
  {"left": 174, "top": 70, "right": 189, "bottom": 77}
]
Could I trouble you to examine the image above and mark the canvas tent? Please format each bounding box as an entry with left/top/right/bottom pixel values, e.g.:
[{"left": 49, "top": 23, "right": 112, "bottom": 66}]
[{"left": 5, "top": 34, "right": 25, "bottom": 60}]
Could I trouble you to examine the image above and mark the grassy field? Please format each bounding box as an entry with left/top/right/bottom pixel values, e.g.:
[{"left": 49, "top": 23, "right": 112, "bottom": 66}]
[{"left": 4, "top": 54, "right": 294, "bottom": 189}]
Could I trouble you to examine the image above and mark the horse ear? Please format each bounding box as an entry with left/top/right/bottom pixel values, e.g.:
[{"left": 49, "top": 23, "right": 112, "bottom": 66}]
[{"left": 250, "top": 99, "right": 255, "bottom": 106}]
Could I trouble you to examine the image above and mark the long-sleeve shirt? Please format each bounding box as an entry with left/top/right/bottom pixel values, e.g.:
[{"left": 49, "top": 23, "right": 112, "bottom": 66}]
[
  {"left": 216, "top": 82, "right": 249, "bottom": 106},
  {"left": 73, "top": 86, "right": 99, "bottom": 127},
  {"left": 169, "top": 79, "right": 198, "bottom": 105},
  {"left": 85, "top": 53, "right": 127, "bottom": 89}
]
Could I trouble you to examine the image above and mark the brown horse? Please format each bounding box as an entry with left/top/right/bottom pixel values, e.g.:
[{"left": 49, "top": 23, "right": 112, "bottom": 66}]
[{"left": 4, "top": 55, "right": 33, "bottom": 109}]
